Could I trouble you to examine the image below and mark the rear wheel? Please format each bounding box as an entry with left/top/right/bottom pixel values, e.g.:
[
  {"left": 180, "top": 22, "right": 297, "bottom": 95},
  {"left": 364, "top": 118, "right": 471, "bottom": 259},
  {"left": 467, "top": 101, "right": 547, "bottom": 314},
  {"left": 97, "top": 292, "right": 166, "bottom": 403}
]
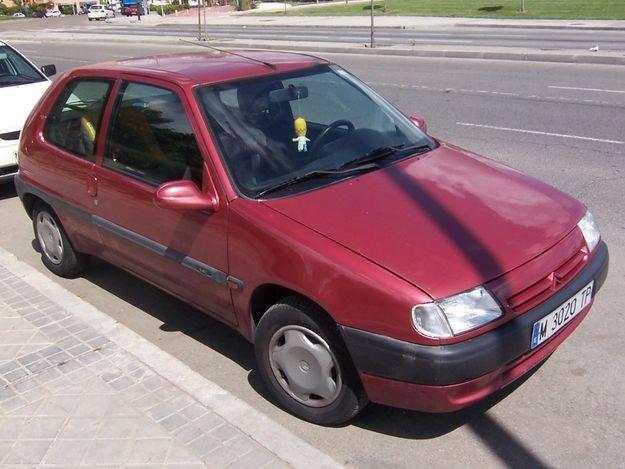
[
  {"left": 255, "top": 296, "right": 367, "bottom": 425},
  {"left": 32, "top": 202, "right": 86, "bottom": 278}
]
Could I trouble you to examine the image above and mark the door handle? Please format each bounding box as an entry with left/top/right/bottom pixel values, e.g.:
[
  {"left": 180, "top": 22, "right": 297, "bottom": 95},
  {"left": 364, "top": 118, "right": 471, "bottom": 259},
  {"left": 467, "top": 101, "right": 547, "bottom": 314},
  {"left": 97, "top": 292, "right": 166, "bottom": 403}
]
[{"left": 86, "top": 176, "right": 98, "bottom": 197}]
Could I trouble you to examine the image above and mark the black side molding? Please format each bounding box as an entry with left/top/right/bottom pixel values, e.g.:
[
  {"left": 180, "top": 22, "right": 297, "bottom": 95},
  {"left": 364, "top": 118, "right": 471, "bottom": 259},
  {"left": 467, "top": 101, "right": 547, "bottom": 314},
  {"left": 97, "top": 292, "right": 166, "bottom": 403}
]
[
  {"left": 15, "top": 175, "right": 244, "bottom": 291},
  {"left": 339, "top": 242, "right": 609, "bottom": 386}
]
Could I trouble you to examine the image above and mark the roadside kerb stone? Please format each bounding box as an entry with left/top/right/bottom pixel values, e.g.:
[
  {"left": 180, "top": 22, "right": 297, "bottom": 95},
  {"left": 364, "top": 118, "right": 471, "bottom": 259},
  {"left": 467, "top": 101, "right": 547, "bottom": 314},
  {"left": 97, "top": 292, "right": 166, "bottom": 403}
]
[{"left": 0, "top": 246, "right": 342, "bottom": 468}]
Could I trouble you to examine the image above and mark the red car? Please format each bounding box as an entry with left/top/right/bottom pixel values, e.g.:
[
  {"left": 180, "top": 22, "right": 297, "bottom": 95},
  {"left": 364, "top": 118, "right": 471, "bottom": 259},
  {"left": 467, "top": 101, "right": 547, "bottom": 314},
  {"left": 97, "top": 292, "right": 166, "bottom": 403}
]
[
  {"left": 122, "top": 4, "right": 138, "bottom": 16},
  {"left": 16, "top": 51, "right": 608, "bottom": 425}
]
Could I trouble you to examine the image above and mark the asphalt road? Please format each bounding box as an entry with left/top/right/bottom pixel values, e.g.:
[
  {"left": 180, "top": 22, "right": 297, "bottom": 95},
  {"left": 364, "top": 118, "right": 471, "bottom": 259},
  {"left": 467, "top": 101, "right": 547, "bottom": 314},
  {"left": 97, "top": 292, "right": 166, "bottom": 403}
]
[
  {"left": 87, "top": 24, "right": 625, "bottom": 51},
  {"left": 2, "top": 15, "right": 625, "bottom": 52},
  {"left": 1, "top": 41, "right": 624, "bottom": 468}
]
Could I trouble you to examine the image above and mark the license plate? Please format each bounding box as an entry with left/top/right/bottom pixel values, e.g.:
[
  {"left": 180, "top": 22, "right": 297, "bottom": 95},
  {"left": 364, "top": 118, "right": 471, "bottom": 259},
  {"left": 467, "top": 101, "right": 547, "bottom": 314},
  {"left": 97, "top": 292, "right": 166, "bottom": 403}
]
[{"left": 531, "top": 281, "right": 594, "bottom": 349}]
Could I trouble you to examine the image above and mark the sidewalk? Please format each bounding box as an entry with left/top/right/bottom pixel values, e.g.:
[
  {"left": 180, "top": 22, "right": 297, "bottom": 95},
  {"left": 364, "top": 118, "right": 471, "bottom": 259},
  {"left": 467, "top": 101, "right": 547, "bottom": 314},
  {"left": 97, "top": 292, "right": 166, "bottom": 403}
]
[
  {"left": 154, "top": 13, "right": 625, "bottom": 30},
  {"left": 0, "top": 247, "right": 341, "bottom": 468}
]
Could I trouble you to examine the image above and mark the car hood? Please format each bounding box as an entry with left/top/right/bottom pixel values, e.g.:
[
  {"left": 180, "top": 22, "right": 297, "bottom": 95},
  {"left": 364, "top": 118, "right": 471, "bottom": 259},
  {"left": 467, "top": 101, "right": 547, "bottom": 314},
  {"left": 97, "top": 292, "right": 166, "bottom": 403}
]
[
  {"left": 264, "top": 143, "right": 585, "bottom": 299},
  {"left": 0, "top": 81, "right": 50, "bottom": 135}
]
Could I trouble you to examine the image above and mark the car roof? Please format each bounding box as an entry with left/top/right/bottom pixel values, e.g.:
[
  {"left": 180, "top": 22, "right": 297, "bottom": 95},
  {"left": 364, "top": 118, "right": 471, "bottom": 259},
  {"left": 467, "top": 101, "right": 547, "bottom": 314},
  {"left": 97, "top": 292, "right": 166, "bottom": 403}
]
[{"left": 79, "top": 50, "right": 330, "bottom": 86}]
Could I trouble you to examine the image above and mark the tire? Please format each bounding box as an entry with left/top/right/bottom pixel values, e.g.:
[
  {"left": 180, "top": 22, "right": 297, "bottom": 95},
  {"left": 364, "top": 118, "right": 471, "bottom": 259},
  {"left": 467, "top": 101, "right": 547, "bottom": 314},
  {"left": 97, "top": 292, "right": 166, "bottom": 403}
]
[
  {"left": 255, "top": 296, "right": 368, "bottom": 425},
  {"left": 32, "top": 202, "right": 86, "bottom": 278},
  {"left": 88, "top": 17, "right": 92, "bottom": 21}
]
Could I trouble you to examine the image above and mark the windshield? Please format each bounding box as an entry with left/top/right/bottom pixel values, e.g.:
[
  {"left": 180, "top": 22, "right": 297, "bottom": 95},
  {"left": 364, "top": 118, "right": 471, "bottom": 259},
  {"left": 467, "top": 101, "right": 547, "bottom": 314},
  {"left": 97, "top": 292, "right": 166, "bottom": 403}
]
[
  {"left": 0, "top": 45, "right": 46, "bottom": 88},
  {"left": 196, "top": 65, "right": 436, "bottom": 198}
]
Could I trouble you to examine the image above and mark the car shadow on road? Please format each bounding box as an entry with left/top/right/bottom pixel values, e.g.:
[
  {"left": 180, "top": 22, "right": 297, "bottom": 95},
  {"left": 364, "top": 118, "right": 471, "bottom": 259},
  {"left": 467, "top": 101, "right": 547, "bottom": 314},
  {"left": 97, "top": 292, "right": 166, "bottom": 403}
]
[
  {"left": 0, "top": 181, "right": 17, "bottom": 201},
  {"left": 80, "top": 257, "right": 256, "bottom": 372},
  {"left": 351, "top": 363, "right": 542, "bottom": 439}
]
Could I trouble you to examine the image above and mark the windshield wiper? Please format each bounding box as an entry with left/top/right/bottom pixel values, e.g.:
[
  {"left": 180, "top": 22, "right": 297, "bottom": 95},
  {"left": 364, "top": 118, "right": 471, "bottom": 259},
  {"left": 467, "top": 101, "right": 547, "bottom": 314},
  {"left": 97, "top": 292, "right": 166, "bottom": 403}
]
[
  {"left": 255, "top": 163, "right": 379, "bottom": 199},
  {"left": 339, "top": 143, "right": 432, "bottom": 170}
]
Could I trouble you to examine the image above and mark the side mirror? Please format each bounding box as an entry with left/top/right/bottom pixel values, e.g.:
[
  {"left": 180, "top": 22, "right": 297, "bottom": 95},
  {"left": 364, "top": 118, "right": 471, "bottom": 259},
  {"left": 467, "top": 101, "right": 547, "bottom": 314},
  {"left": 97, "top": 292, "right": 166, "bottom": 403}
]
[
  {"left": 154, "top": 180, "right": 218, "bottom": 212},
  {"left": 409, "top": 115, "right": 427, "bottom": 133},
  {"left": 41, "top": 64, "right": 57, "bottom": 77}
]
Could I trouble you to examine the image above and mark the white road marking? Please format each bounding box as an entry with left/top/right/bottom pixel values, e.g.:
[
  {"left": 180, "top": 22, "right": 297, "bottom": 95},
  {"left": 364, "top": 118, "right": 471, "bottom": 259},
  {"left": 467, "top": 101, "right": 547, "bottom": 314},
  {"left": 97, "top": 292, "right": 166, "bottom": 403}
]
[
  {"left": 369, "top": 82, "right": 622, "bottom": 106},
  {"left": 548, "top": 86, "right": 625, "bottom": 94},
  {"left": 21, "top": 54, "right": 92, "bottom": 63},
  {"left": 407, "top": 39, "right": 475, "bottom": 43},
  {"left": 456, "top": 122, "right": 624, "bottom": 145}
]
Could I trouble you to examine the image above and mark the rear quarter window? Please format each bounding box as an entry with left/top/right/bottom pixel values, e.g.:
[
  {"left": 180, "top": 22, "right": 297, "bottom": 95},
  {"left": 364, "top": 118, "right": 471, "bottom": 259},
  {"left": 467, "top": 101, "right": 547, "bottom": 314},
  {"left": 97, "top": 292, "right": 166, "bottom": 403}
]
[{"left": 43, "top": 79, "right": 113, "bottom": 161}]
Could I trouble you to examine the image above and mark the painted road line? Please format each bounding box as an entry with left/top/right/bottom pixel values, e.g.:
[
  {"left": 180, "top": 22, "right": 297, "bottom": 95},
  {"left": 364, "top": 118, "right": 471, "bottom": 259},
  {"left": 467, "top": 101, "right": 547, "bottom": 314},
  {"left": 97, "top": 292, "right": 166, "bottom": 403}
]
[
  {"left": 456, "top": 122, "right": 625, "bottom": 145},
  {"left": 548, "top": 86, "right": 625, "bottom": 94}
]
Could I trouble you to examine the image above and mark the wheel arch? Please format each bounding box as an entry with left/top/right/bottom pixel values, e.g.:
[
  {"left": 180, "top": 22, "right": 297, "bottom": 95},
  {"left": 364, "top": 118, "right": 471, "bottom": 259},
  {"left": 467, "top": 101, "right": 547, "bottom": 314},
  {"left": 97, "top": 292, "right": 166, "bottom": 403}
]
[
  {"left": 22, "top": 192, "right": 47, "bottom": 219},
  {"left": 249, "top": 283, "right": 337, "bottom": 337}
]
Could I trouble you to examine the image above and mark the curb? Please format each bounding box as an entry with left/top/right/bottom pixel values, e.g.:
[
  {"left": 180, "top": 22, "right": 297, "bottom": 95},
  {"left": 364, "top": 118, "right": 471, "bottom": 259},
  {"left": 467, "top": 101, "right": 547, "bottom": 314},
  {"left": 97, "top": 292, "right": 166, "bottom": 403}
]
[
  {"left": 152, "top": 21, "right": 625, "bottom": 31},
  {"left": 0, "top": 246, "right": 343, "bottom": 469},
  {"left": 456, "top": 23, "right": 625, "bottom": 31},
  {"left": 6, "top": 33, "right": 625, "bottom": 66}
]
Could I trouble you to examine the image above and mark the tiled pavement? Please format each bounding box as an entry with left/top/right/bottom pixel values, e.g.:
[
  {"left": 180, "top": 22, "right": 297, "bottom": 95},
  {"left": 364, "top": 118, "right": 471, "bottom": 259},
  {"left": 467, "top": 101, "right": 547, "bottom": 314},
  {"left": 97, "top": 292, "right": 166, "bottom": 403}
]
[{"left": 0, "top": 249, "right": 341, "bottom": 469}]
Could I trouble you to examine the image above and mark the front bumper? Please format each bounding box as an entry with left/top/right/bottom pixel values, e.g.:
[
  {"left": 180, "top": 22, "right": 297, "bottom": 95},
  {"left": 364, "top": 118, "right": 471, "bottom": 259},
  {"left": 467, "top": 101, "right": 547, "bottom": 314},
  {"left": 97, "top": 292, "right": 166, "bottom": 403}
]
[
  {"left": 339, "top": 241, "right": 609, "bottom": 412},
  {"left": 0, "top": 140, "right": 19, "bottom": 183}
]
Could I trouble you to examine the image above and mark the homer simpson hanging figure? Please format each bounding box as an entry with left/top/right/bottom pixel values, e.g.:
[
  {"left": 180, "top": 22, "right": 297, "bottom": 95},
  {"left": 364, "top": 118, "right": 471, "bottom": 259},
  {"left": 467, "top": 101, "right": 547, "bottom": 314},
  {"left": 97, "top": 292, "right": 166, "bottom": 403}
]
[{"left": 293, "top": 117, "right": 311, "bottom": 153}]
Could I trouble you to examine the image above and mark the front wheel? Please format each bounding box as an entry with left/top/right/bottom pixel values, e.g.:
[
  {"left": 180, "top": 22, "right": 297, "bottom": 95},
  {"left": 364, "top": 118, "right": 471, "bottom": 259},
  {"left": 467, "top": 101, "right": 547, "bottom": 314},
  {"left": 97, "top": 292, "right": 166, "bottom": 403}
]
[
  {"left": 254, "top": 296, "right": 367, "bottom": 425},
  {"left": 32, "top": 202, "right": 86, "bottom": 278}
]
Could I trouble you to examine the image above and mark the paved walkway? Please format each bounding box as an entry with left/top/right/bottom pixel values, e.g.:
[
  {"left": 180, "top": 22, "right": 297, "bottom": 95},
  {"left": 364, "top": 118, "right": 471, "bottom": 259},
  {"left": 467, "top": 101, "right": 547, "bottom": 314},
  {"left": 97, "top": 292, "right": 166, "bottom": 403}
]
[{"left": 0, "top": 247, "right": 341, "bottom": 468}]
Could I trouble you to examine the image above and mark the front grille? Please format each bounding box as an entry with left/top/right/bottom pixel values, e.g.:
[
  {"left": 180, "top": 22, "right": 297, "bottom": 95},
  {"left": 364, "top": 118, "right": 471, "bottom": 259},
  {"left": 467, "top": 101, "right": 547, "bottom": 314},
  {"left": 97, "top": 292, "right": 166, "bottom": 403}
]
[
  {"left": 0, "top": 131, "right": 20, "bottom": 141},
  {"left": 507, "top": 245, "right": 588, "bottom": 313}
]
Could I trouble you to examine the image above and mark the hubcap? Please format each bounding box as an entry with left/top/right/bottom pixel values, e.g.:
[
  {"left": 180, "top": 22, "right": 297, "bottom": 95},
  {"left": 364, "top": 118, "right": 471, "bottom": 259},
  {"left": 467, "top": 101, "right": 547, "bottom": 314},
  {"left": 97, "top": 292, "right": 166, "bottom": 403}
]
[
  {"left": 268, "top": 325, "right": 342, "bottom": 408},
  {"left": 36, "top": 212, "right": 64, "bottom": 265}
]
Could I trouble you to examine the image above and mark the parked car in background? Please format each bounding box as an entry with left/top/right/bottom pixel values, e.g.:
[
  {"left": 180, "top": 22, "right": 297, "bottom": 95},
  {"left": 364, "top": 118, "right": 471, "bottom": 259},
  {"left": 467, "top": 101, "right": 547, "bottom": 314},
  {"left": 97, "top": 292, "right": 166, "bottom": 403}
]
[
  {"left": 0, "top": 42, "right": 54, "bottom": 183},
  {"left": 12, "top": 12, "right": 25, "bottom": 17},
  {"left": 44, "top": 8, "right": 62, "bottom": 17},
  {"left": 121, "top": 4, "right": 137, "bottom": 15},
  {"left": 15, "top": 51, "right": 609, "bottom": 425},
  {"left": 87, "top": 4, "right": 114, "bottom": 20}
]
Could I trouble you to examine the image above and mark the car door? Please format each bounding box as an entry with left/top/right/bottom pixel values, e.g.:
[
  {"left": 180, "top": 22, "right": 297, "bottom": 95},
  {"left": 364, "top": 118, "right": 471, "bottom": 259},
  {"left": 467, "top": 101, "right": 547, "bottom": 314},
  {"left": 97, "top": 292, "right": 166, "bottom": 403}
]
[
  {"left": 33, "top": 76, "right": 114, "bottom": 253},
  {"left": 91, "top": 76, "right": 236, "bottom": 325}
]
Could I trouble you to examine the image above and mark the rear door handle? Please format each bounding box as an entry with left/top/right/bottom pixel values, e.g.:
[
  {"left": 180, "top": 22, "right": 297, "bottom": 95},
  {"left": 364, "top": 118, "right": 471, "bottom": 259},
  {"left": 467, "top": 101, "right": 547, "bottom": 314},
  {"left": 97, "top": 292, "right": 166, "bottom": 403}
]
[{"left": 86, "top": 176, "right": 98, "bottom": 197}]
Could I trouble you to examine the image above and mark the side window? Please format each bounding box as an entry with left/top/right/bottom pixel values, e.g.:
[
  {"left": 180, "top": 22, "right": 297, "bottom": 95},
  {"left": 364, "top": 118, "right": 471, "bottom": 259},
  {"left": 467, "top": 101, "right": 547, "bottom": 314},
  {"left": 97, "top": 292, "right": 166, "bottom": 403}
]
[
  {"left": 43, "top": 79, "right": 112, "bottom": 160},
  {"left": 103, "top": 82, "right": 204, "bottom": 187}
]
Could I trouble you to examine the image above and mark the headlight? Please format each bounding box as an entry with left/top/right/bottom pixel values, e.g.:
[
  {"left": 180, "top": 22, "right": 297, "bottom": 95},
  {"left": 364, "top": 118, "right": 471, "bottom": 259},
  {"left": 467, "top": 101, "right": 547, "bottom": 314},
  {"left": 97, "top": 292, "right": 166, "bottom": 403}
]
[
  {"left": 577, "top": 210, "right": 600, "bottom": 252},
  {"left": 412, "top": 286, "right": 503, "bottom": 338}
]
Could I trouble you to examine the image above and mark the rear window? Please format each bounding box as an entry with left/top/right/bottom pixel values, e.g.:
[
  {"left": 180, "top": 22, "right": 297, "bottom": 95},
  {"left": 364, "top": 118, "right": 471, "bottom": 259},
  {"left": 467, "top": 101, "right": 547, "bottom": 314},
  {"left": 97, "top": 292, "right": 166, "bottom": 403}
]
[{"left": 43, "top": 79, "right": 113, "bottom": 160}]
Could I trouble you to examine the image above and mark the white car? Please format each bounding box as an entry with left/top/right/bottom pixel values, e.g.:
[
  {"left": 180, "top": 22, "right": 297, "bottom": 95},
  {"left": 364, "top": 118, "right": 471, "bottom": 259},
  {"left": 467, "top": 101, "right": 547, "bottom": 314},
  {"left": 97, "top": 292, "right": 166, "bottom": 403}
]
[
  {"left": 87, "top": 4, "right": 114, "bottom": 20},
  {"left": 0, "top": 42, "right": 54, "bottom": 183},
  {"left": 12, "top": 12, "right": 25, "bottom": 17},
  {"left": 44, "top": 9, "right": 62, "bottom": 17}
]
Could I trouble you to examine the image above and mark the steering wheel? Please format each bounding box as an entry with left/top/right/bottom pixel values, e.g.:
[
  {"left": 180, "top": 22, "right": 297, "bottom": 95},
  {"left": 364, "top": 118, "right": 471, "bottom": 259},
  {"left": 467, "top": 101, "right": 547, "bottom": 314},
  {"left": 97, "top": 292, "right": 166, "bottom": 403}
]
[{"left": 310, "top": 120, "right": 355, "bottom": 155}]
